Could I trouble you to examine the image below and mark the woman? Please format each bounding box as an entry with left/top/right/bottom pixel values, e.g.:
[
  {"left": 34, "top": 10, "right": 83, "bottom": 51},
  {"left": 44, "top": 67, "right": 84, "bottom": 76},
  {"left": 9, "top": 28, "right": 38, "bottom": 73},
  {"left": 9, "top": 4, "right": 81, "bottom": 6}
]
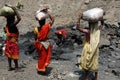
[
  {"left": 55, "top": 29, "right": 67, "bottom": 45},
  {"left": 34, "top": 7, "right": 54, "bottom": 74},
  {"left": 77, "top": 13, "right": 104, "bottom": 80},
  {"left": 4, "top": 5, "right": 21, "bottom": 72}
]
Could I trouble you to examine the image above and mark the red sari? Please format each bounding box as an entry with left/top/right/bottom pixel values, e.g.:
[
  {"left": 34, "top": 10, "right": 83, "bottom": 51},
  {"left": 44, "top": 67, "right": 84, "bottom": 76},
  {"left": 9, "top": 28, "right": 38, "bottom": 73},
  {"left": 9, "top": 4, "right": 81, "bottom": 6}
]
[
  {"left": 5, "top": 26, "right": 19, "bottom": 60},
  {"left": 34, "top": 23, "right": 51, "bottom": 72},
  {"left": 55, "top": 29, "right": 67, "bottom": 39}
]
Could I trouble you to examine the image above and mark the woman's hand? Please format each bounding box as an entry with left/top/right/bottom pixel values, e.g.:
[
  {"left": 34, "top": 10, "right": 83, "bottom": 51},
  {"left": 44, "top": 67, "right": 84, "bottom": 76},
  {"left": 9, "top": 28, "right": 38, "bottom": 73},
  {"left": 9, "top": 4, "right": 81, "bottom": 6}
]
[
  {"left": 77, "top": 12, "right": 83, "bottom": 27},
  {"left": 48, "top": 13, "right": 54, "bottom": 26},
  {"left": 78, "top": 12, "right": 83, "bottom": 19}
]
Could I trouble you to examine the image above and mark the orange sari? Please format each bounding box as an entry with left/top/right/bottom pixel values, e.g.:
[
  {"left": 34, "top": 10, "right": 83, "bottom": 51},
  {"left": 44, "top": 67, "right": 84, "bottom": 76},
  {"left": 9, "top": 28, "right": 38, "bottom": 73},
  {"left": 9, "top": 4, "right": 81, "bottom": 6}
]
[
  {"left": 34, "top": 23, "right": 51, "bottom": 72},
  {"left": 5, "top": 26, "right": 19, "bottom": 60}
]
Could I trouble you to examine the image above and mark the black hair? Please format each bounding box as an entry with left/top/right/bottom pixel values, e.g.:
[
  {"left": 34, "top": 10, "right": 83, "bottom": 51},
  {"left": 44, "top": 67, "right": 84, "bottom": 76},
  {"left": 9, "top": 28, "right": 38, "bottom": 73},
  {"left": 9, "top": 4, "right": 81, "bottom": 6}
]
[
  {"left": 6, "top": 16, "right": 19, "bottom": 33},
  {"left": 38, "top": 19, "right": 46, "bottom": 28},
  {"left": 6, "top": 16, "right": 15, "bottom": 26}
]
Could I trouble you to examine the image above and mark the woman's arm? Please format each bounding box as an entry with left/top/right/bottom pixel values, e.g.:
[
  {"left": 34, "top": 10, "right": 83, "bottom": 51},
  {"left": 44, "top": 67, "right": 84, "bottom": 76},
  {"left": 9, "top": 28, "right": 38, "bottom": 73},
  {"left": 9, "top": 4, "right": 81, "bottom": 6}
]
[
  {"left": 76, "top": 13, "right": 89, "bottom": 33},
  {"left": 12, "top": 7, "right": 21, "bottom": 25},
  {"left": 5, "top": 5, "right": 21, "bottom": 26},
  {"left": 48, "top": 13, "right": 54, "bottom": 26},
  {"left": 99, "top": 20, "right": 104, "bottom": 30}
]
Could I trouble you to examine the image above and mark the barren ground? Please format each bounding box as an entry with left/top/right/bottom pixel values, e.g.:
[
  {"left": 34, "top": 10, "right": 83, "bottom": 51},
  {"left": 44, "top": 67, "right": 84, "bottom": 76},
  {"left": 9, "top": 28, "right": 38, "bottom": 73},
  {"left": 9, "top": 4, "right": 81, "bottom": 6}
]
[{"left": 0, "top": 0, "right": 120, "bottom": 80}]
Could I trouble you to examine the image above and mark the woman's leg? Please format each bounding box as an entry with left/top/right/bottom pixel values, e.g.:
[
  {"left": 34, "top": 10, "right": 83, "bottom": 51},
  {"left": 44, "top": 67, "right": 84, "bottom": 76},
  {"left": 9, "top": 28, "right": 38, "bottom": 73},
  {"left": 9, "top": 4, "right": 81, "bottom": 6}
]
[
  {"left": 85, "top": 71, "right": 89, "bottom": 80},
  {"left": 14, "top": 59, "right": 24, "bottom": 72},
  {"left": 8, "top": 57, "right": 12, "bottom": 71},
  {"left": 95, "top": 72, "right": 98, "bottom": 80},
  {"left": 14, "top": 59, "right": 18, "bottom": 69}
]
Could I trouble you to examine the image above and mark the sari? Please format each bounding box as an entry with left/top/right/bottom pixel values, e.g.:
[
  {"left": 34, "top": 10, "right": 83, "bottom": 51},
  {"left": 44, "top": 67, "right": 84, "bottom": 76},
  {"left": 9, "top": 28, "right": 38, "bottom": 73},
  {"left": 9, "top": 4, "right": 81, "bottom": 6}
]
[
  {"left": 79, "top": 22, "right": 100, "bottom": 72},
  {"left": 55, "top": 29, "right": 67, "bottom": 39},
  {"left": 5, "top": 26, "right": 19, "bottom": 60},
  {"left": 34, "top": 23, "right": 51, "bottom": 72}
]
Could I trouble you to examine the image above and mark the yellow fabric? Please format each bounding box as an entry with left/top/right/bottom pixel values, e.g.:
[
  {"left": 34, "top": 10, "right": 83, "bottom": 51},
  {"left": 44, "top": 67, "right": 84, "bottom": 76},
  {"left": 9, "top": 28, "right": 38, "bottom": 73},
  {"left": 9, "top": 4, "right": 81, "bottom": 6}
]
[
  {"left": 5, "top": 52, "right": 19, "bottom": 59},
  {"left": 79, "top": 22, "right": 100, "bottom": 72},
  {"left": 34, "top": 26, "right": 50, "bottom": 39},
  {"left": 34, "top": 27, "right": 38, "bottom": 35}
]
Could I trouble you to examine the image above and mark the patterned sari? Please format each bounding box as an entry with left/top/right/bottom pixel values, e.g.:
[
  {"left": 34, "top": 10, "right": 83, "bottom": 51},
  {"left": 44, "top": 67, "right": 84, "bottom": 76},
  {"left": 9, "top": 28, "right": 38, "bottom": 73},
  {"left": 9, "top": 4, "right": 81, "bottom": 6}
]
[
  {"left": 79, "top": 22, "right": 100, "bottom": 72},
  {"left": 5, "top": 26, "right": 19, "bottom": 60},
  {"left": 34, "top": 23, "right": 51, "bottom": 72}
]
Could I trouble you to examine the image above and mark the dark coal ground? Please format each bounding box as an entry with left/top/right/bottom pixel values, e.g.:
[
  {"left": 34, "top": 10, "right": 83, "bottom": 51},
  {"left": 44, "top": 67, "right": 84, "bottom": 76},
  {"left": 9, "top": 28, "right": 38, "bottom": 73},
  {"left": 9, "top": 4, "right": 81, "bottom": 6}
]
[{"left": 0, "top": 23, "right": 120, "bottom": 80}]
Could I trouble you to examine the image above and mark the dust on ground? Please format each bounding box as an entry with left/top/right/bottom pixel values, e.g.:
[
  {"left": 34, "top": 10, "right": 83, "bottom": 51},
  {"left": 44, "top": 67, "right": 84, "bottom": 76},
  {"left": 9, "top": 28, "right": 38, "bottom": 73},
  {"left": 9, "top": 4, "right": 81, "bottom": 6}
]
[{"left": 0, "top": 0, "right": 120, "bottom": 80}]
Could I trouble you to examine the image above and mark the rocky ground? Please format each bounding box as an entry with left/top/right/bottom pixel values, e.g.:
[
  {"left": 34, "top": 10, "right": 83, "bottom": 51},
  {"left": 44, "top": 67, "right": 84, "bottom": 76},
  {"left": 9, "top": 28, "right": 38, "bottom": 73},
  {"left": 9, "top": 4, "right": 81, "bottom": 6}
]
[
  {"left": 0, "top": 0, "right": 120, "bottom": 80},
  {"left": 0, "top": 23, "right": 120, "bottom": 80}
]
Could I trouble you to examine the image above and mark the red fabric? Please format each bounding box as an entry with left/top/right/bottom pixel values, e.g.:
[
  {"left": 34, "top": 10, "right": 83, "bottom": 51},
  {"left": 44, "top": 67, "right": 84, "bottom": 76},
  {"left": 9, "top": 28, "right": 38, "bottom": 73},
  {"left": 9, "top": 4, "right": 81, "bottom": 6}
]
[
  {"left": 55, "top": 29, "right": 67, "bottom": 39},
  {"left": 5, "top": 40, "right": 19, "bottom": 59},
  {"left": 37, "top": 23, "right": 50, "bottom": 41},
  {"left": 5, "top": 26, "right": 19, "bottom": 60},
  {"left": 34, "top": 23, "right": 51, "bottom": 72},
  {"left": 34, "top": 41, "right": 51, "bottom": 72},
  {"left": 5, "top": 26, "right": 19, "bottom": 38}
]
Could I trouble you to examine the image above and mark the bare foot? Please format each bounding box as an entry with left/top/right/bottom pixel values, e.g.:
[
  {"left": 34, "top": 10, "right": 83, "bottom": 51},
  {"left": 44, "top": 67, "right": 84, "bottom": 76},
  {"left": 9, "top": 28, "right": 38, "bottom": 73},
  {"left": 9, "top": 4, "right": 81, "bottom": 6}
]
[
  {"left": 8, "top": 67, "right": 15, "bottom": 71},
  {"left": 37, "top": 71, "right": 47, "bottom": 75}
]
